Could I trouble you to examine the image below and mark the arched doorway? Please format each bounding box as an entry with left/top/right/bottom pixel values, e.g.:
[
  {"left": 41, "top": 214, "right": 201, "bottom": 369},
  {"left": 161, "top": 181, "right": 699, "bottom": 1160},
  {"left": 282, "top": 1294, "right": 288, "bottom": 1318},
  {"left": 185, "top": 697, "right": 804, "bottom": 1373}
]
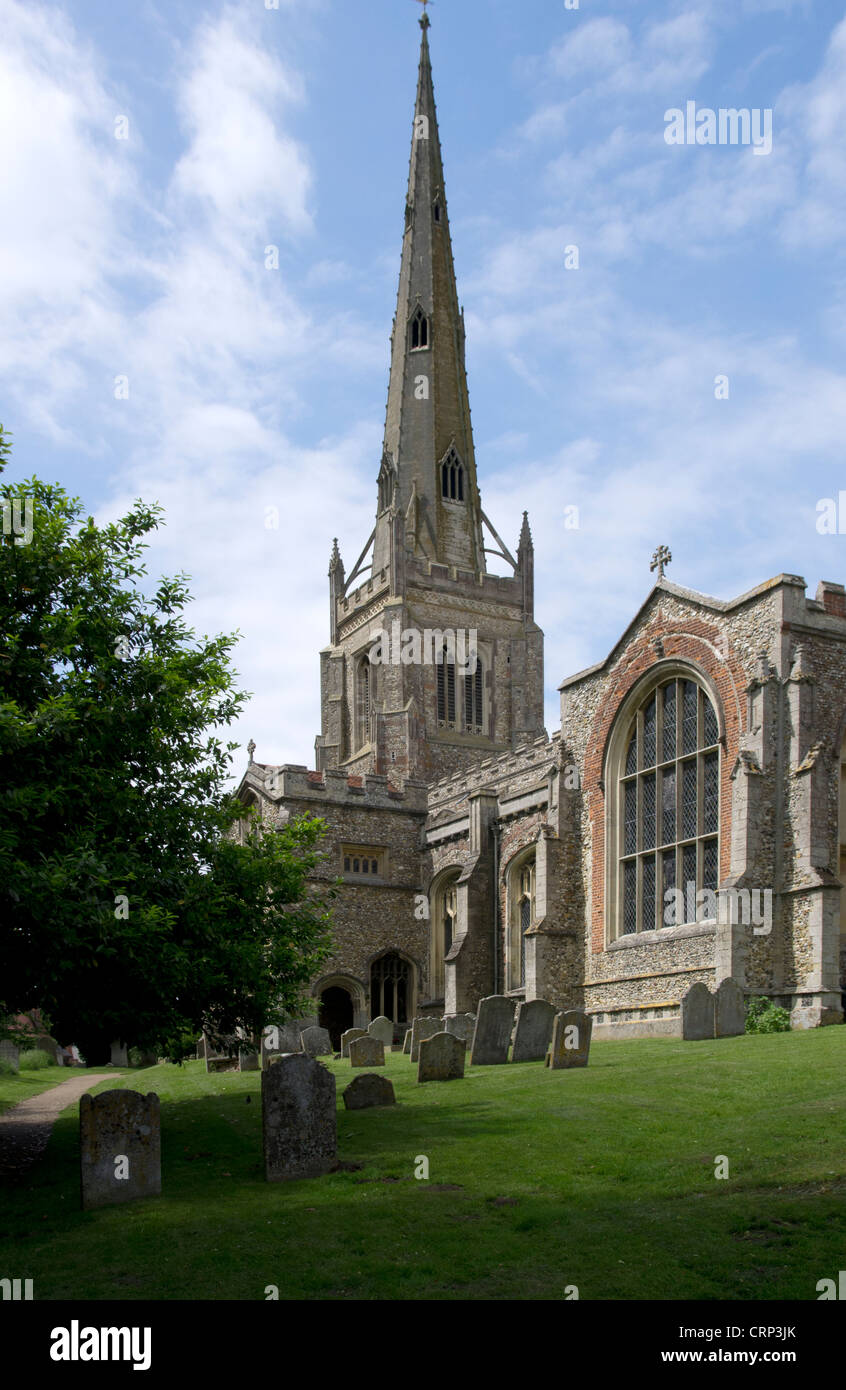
[{"left": 319, "top": 986, "right": 354, "bottom": 1050}]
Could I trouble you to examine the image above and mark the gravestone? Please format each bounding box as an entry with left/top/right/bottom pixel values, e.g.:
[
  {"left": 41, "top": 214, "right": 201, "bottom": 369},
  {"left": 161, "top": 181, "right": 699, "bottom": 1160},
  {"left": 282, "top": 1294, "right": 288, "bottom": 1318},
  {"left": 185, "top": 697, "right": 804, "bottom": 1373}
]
[
  {"left": 715, "top": 979, "right": 745, "bottom": 1038},
  {"left": 470, "top": 995, "right": 516, "bottom": 1066},
  {"left": 343, "top": 1074, "right": 396, "bottom": 1110},
  {"left": 134, "top": 1050, "right": 158, "bottom": 1068},
  {"left": 681, "top": 982, "right": 715, "bottom": 1040},
  {"left": 402, "top": 1028, "right": 412, "bottom": 1055},
  {"left": 349, "top": 1036, "right": 385, "bottom": 1068},
  {"left": 417, "top": 1031, "right": 465, "bottom": 1083},
  {"left": 80, "top": 1090, "right": 161, "bottom": 1210},
  {"left": 549, "top": 1009, "right": 593, "bottom": 1069},
  {"left": 238, "top": 1050, "right": 259, "bottom": 1072},
  {"left": 0, "top": 1042, "right": 19, "bottom": 1073},
  {"left": 261, "top": 1023, "right": 304, "bottom": 1067},
  {"left": 512, "top": 999, "right": 557, "bottom": 1062},
  {"left": 443, "top": 1013, "right": 476, "bottom": 1048},
  {"left": 410, "top": 1017, "right": 442, "bottom": 1062},
  {"left": 341, "top": 1027, "right": 367, "bottom": 1058},
  {"left": 368, "top": 1016, "right": 394, "bottom": 1045},
  {"left": 262, "top": 1054, "right": 336, "bottom": 1181},
  {"left": 109, "top": 1040, "right": 129, "bottom": 1067},
  {"left": 300, "top": 1026, "right": 332, "bottom": 1057}
]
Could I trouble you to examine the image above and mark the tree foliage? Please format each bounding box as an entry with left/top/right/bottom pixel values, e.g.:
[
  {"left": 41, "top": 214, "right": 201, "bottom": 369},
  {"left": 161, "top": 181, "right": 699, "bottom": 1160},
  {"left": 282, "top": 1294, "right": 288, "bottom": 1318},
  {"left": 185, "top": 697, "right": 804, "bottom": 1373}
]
[{"left": 0, "top": 426, "right": 334, "bottom": 1062}]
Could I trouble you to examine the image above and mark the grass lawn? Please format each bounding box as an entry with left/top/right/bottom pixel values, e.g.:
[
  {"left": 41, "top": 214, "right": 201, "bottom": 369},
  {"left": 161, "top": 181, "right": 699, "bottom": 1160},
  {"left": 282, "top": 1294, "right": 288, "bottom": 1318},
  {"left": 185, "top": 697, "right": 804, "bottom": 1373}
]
[
  {"left": 0, "top": 1029, "right": 844, "bottom": 1301},
  {"left": 0, "top": 1068, "right": 131, "bottom": 1116}
]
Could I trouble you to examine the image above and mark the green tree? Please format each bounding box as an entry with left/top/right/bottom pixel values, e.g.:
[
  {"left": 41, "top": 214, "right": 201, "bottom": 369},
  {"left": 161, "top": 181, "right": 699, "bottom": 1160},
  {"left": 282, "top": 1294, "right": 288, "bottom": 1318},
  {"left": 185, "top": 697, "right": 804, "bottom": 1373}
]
[{"left": 0, "top": 426, "right": 334, "bottom": 1063}]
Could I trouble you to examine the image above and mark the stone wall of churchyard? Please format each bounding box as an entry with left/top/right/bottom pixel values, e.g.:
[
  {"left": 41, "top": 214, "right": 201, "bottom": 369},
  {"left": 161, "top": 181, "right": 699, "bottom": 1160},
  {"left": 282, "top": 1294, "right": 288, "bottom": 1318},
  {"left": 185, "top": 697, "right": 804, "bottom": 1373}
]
[{"left": 559, "top": 581, "right": 783, "bottom": 1012}]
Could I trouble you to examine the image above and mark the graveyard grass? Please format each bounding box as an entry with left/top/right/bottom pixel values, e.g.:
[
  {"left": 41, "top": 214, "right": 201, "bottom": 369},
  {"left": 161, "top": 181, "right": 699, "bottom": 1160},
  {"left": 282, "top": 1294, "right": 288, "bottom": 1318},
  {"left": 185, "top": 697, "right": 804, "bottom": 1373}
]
[
  {"left": 0, "top": 1068, "right": 130, "bottom": 1116},
  {"left": 1, "top": 1031, "right": 844, "bottom": 1301}
]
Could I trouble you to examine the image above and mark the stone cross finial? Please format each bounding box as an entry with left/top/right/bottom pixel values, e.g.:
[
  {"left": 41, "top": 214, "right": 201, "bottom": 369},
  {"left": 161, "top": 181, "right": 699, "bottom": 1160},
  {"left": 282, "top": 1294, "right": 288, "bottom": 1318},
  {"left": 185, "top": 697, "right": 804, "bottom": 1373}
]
[
  {"left": 247, "top": 739, "right": 256, "bottom": 761},
  {"left": 650, "top": 545, "right": 672, "bottom": 580}
]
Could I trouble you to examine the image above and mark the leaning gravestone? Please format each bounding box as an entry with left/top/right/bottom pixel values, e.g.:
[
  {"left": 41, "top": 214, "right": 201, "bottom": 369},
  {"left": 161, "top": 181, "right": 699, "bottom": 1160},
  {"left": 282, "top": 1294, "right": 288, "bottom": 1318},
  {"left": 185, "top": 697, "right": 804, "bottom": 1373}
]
[
  {"left": 341, "top": 1027, "right": 367, "bottom": 1058},
  {"left": 349, "top": 1036, "right": 385, "bottom": 1068},
  {"left": 300, "top": 1026, "right": 333, "bottom": 1057},
  {"left": 402, "top": 1028, "right": 412, "bottom": 1055},
  {"left": 368, "top": 1015, "right": 394, "bottom": 1045},
  {"left": 343, "top": 1074, "right": 396, "bottom": 1110},
  {"left": 715, "top": 978, "right": 745, "bottom": 1038},
  {"left": 262, "top": 1054, "right": 336, "bottom": 1181},
  {"left": 470, "top": 995, "right": 516, "bottom": 1066},
  {"left": 549, "top": 1009, "right": 592, "bottom": 1069},
  {"left": 0, "top": 1042, "right": 20, "bottom": 1073},
  {"left": 418, "top": 1031, "right": 465, "bottom": 1083},
  {"left": 410, "top": 1017, "right": 442, "bottom": 1062},
  {"left": 681, "top": 982, "right": 715, "bottom": 1040},
  {"left": 512, "top": 999, "right": 557, "bottom": 1062},
  {"left": 80, "top": 1090, "right": 161, "bottom": 1210}
]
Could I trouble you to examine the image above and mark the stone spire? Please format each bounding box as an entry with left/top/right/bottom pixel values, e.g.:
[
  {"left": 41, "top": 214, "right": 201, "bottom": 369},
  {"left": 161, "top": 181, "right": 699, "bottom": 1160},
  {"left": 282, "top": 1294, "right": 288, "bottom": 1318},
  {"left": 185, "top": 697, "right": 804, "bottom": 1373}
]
[{"left": 373, "top": 16, "right": 485, "bottom": 577}]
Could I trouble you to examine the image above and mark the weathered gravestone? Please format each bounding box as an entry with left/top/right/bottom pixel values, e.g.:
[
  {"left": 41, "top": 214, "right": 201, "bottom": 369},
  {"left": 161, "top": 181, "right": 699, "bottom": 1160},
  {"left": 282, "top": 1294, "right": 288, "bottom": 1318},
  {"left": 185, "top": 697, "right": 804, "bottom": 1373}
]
[
  {"left": 341, "top": 1027, "right": 367, "bottom": 1058},
  {"left": 262, "top": 1054, "right": 336, "bottom": 1181},
  {"left": 410, "top": 1017, "right": 442, "bottom": 1062},
  {"left": 368, "top": 1015, "right": 394, "bottom": 1045},
  {"left": 80, "top": 1090, "right": 161, "bottom": 1210},
  {"left": 402, "top": 1028, "right": 412, "bottom": 1054},
  {"left": 470, "top": 995, "right": 516, "bottom": 1066},
  {"left": 349, "top": 1035, "right": 385, "bottom": 1067},
  {"left": 418, "top": 1031, "right": 466, "bottom": 1083},
  {"left": 0, "top": 1042, "right": 20, "bottom": 1073},
  {"left": 681, "top": 982, "right": 715, "bottom": 1040},
  {"left": 443, "top": 1013, "right": 476, "bottom": 1048},
  {"left": 549, "top": 1009, "right": 592, "bottom": 1069},
  {"left": 109, "top": 1040, "right": 129, "bottom": 1067},
  {"left": 238, "top": 1050, "right": 259, "bottom": 1072},
  {"left": 343, "top": 1074, "right": 396, "bottom": 1110},
  {"left": 512, "top": 999, "right": 557, "bottom": 1062},
  {"left": 261, "top": 1023, "right": 304, "bottom": 1067},
  {"left": 300, "top": 1026, "right": 333, "bottom": 1057},
  {"left": 715, "top": 978, "right": 745, "bottom": 1037}
]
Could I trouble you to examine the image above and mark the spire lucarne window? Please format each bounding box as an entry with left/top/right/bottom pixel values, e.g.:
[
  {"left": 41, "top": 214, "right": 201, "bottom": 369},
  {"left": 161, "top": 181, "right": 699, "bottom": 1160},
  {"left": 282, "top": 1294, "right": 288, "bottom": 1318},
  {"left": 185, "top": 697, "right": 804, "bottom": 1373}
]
[
  {"left": 441, "top": 446, "right": 464, "bottom": 502},
  {"left": 410, "top": 307, "right": 429, "bottom": 351}
]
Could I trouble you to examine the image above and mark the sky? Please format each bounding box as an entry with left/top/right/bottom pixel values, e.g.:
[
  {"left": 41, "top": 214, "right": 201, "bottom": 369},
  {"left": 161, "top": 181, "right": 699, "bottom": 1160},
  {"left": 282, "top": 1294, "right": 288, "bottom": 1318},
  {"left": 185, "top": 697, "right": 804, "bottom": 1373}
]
[{"left": 2, "top": 0, "right": 846, "bottom": 775}]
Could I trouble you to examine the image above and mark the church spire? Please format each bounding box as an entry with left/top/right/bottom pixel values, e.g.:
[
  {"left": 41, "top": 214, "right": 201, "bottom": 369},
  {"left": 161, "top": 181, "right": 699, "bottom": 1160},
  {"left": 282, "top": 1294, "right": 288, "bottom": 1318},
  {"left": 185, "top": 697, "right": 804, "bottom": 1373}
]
[{"left": 373, "top": 15, "right": 485, "bottom": 577}]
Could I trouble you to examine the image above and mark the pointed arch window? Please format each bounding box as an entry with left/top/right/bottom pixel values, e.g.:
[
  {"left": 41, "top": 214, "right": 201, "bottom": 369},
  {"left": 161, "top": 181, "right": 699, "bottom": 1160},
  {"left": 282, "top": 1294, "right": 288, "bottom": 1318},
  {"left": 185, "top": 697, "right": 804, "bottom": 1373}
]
[
  {"left": 616, "top": 675, "right": 720, "bottom": 938},
  {"left": 371, "top": 952, "right": 413, "bottom": 1026},
  {"left": 464, "top": 659, "right": 485, "bottom": 734},
  {"left": 440, "top": 446, "right": 464, "bottom": 503},
  {"left": 410, "top": 308, "right": 429, "bottom": 352},
  {"left": 506, "top": 853, "right": 535, "bottom": 990},
  {"left": 378, "top": 459, "right": 395, "bottom": 514},
  {"left": 436, "top": 645, "right": 456, "bottom": 728},
  {"left": 355, "top": 654, "right": 372, "bottom": 750},
  {"left": 431, "top": 875, "right": 458, "bottom": 1000},
  {"left": 433, "top": 200, "right": 441, "bottom": 223}
]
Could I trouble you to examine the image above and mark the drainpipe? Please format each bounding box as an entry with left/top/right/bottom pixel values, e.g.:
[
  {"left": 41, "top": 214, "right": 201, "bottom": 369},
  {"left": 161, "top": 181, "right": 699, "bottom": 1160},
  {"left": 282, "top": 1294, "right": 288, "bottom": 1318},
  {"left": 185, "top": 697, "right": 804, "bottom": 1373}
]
[{"left": 491, "top": 817, "right": 501, "bottom": 995}]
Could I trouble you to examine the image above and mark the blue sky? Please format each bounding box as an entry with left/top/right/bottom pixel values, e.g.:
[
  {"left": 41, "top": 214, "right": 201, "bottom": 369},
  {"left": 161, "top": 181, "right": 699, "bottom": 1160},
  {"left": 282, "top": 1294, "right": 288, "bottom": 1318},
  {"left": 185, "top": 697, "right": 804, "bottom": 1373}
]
[{"left": 3, "top": 0, "right": 846, "bottom": 771}]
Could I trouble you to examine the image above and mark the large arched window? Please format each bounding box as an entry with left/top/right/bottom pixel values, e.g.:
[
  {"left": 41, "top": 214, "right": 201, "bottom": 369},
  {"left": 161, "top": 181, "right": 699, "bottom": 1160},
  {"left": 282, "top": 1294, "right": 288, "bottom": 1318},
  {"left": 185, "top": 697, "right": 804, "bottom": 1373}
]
[
  {"left": 355, "top": 654, "right": 371, "bottom": 750},
  {"left": 370, "top": 952, "right": 413, "bottom": 1026},
  {"left": 431, "top": 874, "right": 459, "bottom": 999},
  {"left": 506, "top": 852, "right": 535, "bottom": 989},
  {"left": 617, "top": 675, "right": 720, "bottom": 936}
]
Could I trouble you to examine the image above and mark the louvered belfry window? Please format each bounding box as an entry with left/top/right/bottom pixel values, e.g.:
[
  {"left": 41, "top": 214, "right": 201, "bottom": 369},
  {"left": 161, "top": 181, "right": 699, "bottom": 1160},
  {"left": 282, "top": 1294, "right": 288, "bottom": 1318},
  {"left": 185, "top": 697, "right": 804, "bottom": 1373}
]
[{"left": 620, "top": 679, "right": 720, "bottom": 935}]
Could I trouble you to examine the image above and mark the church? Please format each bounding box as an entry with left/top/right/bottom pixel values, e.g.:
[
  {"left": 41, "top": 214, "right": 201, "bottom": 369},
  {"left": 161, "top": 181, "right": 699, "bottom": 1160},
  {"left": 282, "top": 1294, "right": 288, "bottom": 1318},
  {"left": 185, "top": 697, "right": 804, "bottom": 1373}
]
[{"left": 236, "top": 16, "right": 846, "bottom": 1047}]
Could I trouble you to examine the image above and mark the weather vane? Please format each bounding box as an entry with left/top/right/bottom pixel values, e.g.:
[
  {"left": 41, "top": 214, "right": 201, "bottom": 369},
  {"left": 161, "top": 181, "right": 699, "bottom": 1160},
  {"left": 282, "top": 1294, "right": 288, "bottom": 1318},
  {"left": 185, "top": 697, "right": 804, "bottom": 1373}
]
[{"left": 415, "top": 0, "right": 433, "bottom": 22}]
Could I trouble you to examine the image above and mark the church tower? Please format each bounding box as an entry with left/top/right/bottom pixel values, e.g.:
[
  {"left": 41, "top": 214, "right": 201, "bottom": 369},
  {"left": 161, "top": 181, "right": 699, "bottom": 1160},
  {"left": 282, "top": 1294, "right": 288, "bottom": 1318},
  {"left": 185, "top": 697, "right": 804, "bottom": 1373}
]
[{"left": 315, "top": 14, "right": 544, "bottom": 783}]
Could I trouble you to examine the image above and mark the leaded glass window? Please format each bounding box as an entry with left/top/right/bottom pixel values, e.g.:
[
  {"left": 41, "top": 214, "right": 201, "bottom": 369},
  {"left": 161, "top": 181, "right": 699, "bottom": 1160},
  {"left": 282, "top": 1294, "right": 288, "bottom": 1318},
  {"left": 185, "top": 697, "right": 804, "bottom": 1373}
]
[{"left": 619, "top": 677, "right": 720, "bottom": 935}]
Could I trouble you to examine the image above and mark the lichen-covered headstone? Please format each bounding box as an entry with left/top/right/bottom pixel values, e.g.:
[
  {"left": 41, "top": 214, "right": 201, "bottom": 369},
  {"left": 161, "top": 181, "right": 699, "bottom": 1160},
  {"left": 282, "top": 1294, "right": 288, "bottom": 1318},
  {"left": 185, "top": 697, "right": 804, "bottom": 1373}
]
[
  {"left": 549, "top": 1009, "right": 592, "bottom": 1069},
  {"left": 470, "top": 995, "right": 516, "bottom": 1066},
  {"left": 367, "top": 1015, "right": 394, "bottom": 1045},
  {"left": 715, "top": 978, "right": 745, "bottom": 1037},
  {"left": 343, "top": 1074, "right": 396, "bottom": 1110},
  {"left": 417, "top": 1031, "right": 465, "bottom": 1082},
  {"left": 80, "top": 1090, "right": 161, "bottom": 1210},
  {"left": 341, "top": 1027, "right": 367, "bottom": 1058},
  {"left": 681, "top": 982, "right": 715, "bottom": 1040},
  {"left": 512, "top": 999, "right": 557, "bottom": 1062},
  {"left": 443, "top": 1013, "right": 475, "bottom": 1048},
  {"left": 349, "top": 1035, "right": 385, "bottom": 1067},
  {"left": 410, "top": 1017, "right": 442, "bottom": 1062},
  {"left": 300, "top": 1026, "right": 332, "bottom": 1057},
  {"left": 262, "top": 1054, "right": 336, "bottom": 1181}
]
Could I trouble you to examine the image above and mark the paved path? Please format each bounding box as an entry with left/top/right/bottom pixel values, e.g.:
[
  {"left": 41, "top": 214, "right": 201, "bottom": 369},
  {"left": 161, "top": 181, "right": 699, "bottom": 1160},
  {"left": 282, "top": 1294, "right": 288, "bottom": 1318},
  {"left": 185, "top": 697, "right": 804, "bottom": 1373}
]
[{"left": 0, "top": 1073, "right": 115, "bottom": 1179}]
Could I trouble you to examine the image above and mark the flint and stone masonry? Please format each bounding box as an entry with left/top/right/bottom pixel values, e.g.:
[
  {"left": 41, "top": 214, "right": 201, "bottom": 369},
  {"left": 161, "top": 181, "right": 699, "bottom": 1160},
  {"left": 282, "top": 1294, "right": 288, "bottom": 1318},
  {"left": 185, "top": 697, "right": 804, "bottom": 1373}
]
[{"left": 233, "top": 23, "right": 845, "bottom": 1044}]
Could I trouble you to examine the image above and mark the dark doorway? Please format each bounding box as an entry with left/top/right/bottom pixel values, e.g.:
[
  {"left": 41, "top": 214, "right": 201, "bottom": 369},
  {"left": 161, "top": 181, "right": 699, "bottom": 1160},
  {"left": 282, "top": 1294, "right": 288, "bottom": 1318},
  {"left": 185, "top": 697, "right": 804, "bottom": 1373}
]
[{"left": 319, "top": 987, "right": 354, "bottom": 1050}]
